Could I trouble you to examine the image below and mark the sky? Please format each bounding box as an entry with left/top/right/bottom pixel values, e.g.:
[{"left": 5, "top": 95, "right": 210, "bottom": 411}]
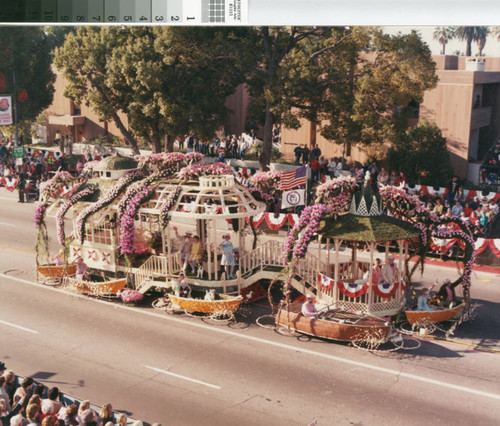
[{"left": 385, "top": 26, "right": 500, "bottom": 57}]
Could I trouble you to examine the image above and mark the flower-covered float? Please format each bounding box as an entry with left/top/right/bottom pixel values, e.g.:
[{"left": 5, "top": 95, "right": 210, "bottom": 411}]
[
  {"left": 275, "top": 172, "right": 475, "bottom": 339},
  {"left": 280, "top": 173, "right": 419, "bottom": 318},
  {"left": 35, "top": 152, "right": 266, "bottom": 295}
]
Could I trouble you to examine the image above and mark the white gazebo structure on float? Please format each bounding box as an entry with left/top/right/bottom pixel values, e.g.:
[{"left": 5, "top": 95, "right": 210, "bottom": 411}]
[
  {"left": 130, "top": 174, "right": 266, "bottom": 292},
  {"left": 299, "top": 181, "right": 420, "bottom": 316}
]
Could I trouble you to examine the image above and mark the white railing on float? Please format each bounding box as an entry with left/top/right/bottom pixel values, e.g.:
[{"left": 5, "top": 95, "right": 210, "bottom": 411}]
[
  {"left": 239, "top": 240, "right": 285, "bottom": 276},
  {"left": 293, "top": 252, "right": 329, "bottom": 291},
  {"left": 239, "top": 240, "right": 330, "bottom": 290},
  {"left": 135, "top": 253, "right": 182, "bottom": 292}
]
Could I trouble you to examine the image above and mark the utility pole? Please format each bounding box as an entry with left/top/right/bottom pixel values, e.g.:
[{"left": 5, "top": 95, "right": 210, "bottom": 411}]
[{"left": 12, "top": 68, "right": 19, "bottom": 146}]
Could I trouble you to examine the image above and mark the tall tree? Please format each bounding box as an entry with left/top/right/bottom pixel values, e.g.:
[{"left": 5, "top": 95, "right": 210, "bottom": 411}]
[
  {"left": 476, "top": 27, "right": 490, "bottom": 56},
  {"left": 491, "top": 26, "right": 500, "bottom": 41},
  {"left": 387, "top": 119, "right": 453, "bottom": 185},
  {"left": 54, "top": 27, "right": 141, "bottom": 153},
  {"left": 0, "top": 27, "right": 55, "bottom": 128},
  {"left": 455, "top": 26, "right": 489, "bottom": 56},
  {"left": 274, "top": 28, "right": 438, "bottom": 160},
  {"left": 433, "top": 26, "right": 455, "bottom": 55},
  {"left": 245, "top": 27, "right": 320, "bottom": 170},
  {"left": 54, "top": 27, "right": 254, "bottom": 154}
]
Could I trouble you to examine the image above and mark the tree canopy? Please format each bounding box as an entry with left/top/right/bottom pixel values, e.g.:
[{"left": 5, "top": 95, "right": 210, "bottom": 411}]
[
  {"left": 270, "top": 27, "right": 438, "bottom": 160},
  {"left": 0, "top": 27, "right": 55, "bottom": 133},
  {"left": 433, "top": 27, "right": 455, "bottom": 55},
  {"left": 387, "top": 119, "right": 453, "bottom": 185},
  {"left": 54, "top": 26, "right": 255, "bottom": 154},
  {"left": 455, "top": 26, "right": 489, "bottom": 57}
]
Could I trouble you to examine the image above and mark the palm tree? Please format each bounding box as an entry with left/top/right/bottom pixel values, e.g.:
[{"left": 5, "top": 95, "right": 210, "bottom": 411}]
[
  {"left": 490, "top": 26, "right": 500, "bottom": 41},
  {"left": 433, "top": 27, "right": 455, "bottom": 55},
  {"left": 454, "top": 26, "right": 489, "bottom": 56}
]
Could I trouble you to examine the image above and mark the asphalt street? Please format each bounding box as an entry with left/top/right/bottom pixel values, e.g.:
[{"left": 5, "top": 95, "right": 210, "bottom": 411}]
[{"left": 1, "top": 190, "right": 500, "bottom": 425}]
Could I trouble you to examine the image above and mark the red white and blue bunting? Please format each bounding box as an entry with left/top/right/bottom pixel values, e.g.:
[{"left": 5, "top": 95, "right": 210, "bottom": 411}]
[
  {"left": 0, "top": 176, "right": 18, "bottom": 191},
  {"left": 406, "top": 184, "right": 500, "bottom": 204},
  {"left": 317, "top": 272, "right": 335, "bottom": 291},
  {"left": 245, "top": 212, "right": 298, "bottom": 230},
  {"left": 338, "top": 280, "right": 369, "bottom": 298},
  {"left": 317, "top": 272, "right": 400, "bottom": 299},
  {"left": 373, "top": 281, "right": 400, "bottom": 298}
]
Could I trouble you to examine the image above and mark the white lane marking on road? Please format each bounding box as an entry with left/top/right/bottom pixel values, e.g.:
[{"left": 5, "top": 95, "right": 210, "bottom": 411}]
[
  {"left": 2, "top": 273, "right": 500, "bottom": 401},
  {"left": 143, "top": 365, "right": 221, "bottom": 390},
  {"left": 0, "top": 319, "right": 38, "bottom": 334},
  {"left": 0, "top": 221, "right": 16, "bottom": 227}
]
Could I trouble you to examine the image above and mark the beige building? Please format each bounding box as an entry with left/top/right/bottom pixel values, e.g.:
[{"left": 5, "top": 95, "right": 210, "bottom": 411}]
[
  {"left": 44, "top": 69, "right": 250, "bottom": 146},
  {"left": 45, "top": 68, "right": 127, "bottom": 144},
  {"left": 281, "top": 55, "right": 500, "bottom": 182}
]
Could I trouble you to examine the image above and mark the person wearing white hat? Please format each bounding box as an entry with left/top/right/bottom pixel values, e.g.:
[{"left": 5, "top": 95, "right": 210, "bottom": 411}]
[
  {"left": 219, "top": 234, "right": 236, "bottom": 279},
  {"left": 417, "top": 283, "right": 437, "bottom": 311},
  {"left": 301, "top": 294, "right": 318, "bottom": 317},
  {"left": 381, "top": 254, "right": 399, "bottom": 284},
  {"left": 174, "top": 227, "right": 193, "bottom": 272}
]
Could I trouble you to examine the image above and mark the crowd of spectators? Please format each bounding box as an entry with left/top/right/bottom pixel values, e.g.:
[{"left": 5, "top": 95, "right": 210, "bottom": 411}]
[
  {"left": 0, "top": 138, "right": 96, "bottom": 203},
  {"left": 0, "top": 363, "right": 156, "bottom": 426},
  {"left": 178, "top": 130, "right": 257, "bottom": 161},
  {"left": 480, "top": 140, "right": 500, "bottom": 189},
  {"left": 1, "top": 133, "right": 499, "bottom": 238}
]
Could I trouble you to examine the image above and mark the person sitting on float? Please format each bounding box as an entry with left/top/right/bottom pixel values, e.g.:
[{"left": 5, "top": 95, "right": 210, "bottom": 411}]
[
  {"left": 74, "top": 257, "right": 88, "bottom": 280},
  {"left": 371, "top": 258, "right": 383, "bottom": 285},
  {"left": 178, "top": 273, "right": 191, "bottom": 298},
  {"left": 417, "top": 284, "right": 437, "bottom": 311},
  {"left": 436, "top": 279, "right": 459, "bottom": 308},
  {"left": 301, "top": 294, "right": 318, "bottom": 317},
  {"left": 52, "top": 248, "right": 64, "bottom": 266}
]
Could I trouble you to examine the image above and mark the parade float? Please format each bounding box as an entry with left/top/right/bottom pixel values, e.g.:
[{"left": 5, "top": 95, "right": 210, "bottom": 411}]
[
  {"left": 33, "top": 152, "right": 476, "bottom": 339},
  {"left": 273, "top": 172, "right": 476, "bottom": 341},
  {"left": 34, "top": 152, "right": 266, "bottom": 298}
]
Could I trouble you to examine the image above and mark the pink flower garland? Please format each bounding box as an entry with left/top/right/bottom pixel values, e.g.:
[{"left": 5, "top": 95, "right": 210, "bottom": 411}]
[
  {"left": 117, "top": 167, "right": 178, "bottom": 219},
  {"left": 119, "top": 186, "right": 155, "bottom": 254},
  {"left": 159, "top": 186, "right": 183, "bottom": 228},
  {"left": 315, "top": 176, "right": 356, "bottom": 216},
  {"left": 433, "top": 225, "right": 475, "bottom": 289},
  {"left": 34, "top": 203, "right": 47, "bottom": 229},
  {"left": 56, "top": 185, "right": 98, "bottom": 245},
  {"left": 75, "top": 169, "right": 145, "bottom": 244},
  {"left": 283, "top": 204, "right": 327, "bottom": 265},
  {"left": 178, "top": 161, "right": 231, "bottom": 179},
  {"left": 39, "top": 171, "right": 75, "bottom": 200},
  {"left": 249, "top": 170, "right": 282, "bottom": 186}
]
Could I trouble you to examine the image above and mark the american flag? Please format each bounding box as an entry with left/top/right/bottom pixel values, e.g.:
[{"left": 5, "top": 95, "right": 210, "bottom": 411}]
[{"left": 279, "top": 166, "right": 307, "bottom": 191}]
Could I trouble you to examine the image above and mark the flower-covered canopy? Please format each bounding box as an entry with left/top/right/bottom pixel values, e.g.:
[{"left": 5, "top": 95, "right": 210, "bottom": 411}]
[
  {"left": 318, "top": 179, "right": 419, "bottom": 242},
  {"left": 317, "top": 214, "right": 420, "bottom": 242}
]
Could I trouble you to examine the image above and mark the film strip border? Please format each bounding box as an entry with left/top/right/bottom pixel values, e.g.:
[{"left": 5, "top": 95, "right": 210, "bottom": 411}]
[{"left": 0, "top": 0, "right": 246, "bottom": 23}]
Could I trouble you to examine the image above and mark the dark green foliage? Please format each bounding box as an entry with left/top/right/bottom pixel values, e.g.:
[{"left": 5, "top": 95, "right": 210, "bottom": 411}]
[
  {"left": 54, "top": 27, "right": 256, "bottom": 154},
  {"left": 387, "top": 119, "right": 453, "bottom": 185},
  {"left": 0, "top": 27, "right": 56, "bottom": 125},
  {"left": 275, "top": 28, "right": 438, "bottom": 160},
  {"left": 318, "top": 213, "right": 419, "bottom": 242}
]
